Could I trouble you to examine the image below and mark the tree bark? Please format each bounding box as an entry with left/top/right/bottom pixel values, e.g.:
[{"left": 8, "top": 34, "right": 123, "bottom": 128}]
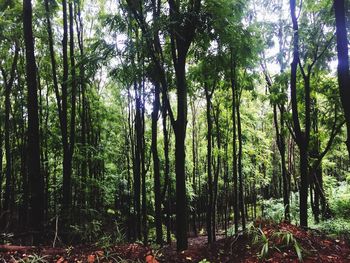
[
  {"left": 174, "top": 55, "right": 188, "bottom": 250},
  {"left": 236, "top": 94, "right": 245, "bottom": 230},
  {"left": 334, "top": 0, "right": 350, "bottom": 158},
  {"left": 134, "top": 81, "right": 142, "bottom": 240},
  {"left": 191, "top": 99, "right": 198, "bottom": 237},
  {"left": 161, "top": 90, "right": 171, "bottom": 244},
  {"left": 61, "top": 0, "right": 71, "bottom": 216},
  {"left": 212, "top": 106, "right": 221, "bottom": 241},
  {"left": 204, "top": 84, "right": 213, "bottom": 243},
  {"left": 1, "top": 45, "right": 19, "bottom": 219},
  {"left": 230, "top": 54, "right": 239, "bottom": 233},
  {"left": 290, "top": 0, "right": 310, "bottom": 227},
  {"left": 23, "top": 0, "right": 45, "bottom": 241},
  {"left": 152, "top": 81, "right": 162, "bottom": 245},
  {"left": 0, "top": 121, "right": 3, "bottom": 213}
]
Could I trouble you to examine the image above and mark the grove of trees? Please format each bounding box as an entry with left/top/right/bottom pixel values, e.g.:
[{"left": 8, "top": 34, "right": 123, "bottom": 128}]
[{"left": 0, "top": 0, "right": 349, "bottom": 253}]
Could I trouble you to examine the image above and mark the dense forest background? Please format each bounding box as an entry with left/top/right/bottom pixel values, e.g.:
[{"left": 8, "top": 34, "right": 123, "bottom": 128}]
[{"left": 0, "top": 0, "right": 350, "bottom": 257}]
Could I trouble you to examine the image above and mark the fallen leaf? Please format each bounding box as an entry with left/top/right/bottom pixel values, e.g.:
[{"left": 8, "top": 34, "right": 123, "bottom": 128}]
[{"left": 87, "top": 254, "right": 95, "bottom": 263}]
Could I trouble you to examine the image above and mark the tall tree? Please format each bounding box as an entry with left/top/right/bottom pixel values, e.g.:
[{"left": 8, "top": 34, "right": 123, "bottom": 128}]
[
  {"left": 151, "top": 80, "right": 163, "bottom": 245},
  {"left": 334, "top": 0, "right": 350, "bottom": 158},
  {"left": 236, "top": 84, "right": 245, "bottom": 230},
  {"left": 204, "top": 83, "right": 214, "bottom": 243},
  {"left": 290, "top": 0, "right": 310, "bottom": 228},
  {"left": 23, "top": 0, "right": 44, "bottom": 240},
  {"left": 0, "top": 44, "right": 19, "bottom": 221},
  {"left": 230, "top": 54, "right": 239, "bottom": 233},
  {"left": 168, "top": 0, "right": 201, "bottom": 250}
]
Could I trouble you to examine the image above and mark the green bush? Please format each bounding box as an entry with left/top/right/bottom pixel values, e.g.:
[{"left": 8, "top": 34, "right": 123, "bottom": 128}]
[
  {"left": 316, "top": 218, "right": 350, "bottom": 240},
  {"left": 261, "top": 193, "right": 300, "bottom": 223},
  {"left": 328, "top": 182, "right": 350, "bottom": 218}
]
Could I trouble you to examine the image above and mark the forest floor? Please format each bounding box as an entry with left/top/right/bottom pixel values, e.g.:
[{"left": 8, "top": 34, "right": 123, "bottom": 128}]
[{"left": 1, "top": 221, "right": 350, "bottom": 262}]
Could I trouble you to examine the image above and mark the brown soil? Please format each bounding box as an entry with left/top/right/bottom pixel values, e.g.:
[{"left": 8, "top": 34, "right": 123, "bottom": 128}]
[{"left": 1, "top": 221, "right": 349, "bottom": 262}]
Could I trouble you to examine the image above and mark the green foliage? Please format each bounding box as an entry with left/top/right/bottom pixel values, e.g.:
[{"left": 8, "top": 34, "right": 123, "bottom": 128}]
[
  {"left": 70, "top": 219, "right": 126, "bottom": 246},
  {"left": 247, "top": 224, "right": 303, "bottom": 261},
  {"left": 247, "top": 224, "right": 270, "bottom": 259},
  {"left": 272, "top": 231, "right": 303, "bottom": 261},
  {"left": 70, "top": 219, "right": 103, "bottom": 243},
  {"left": 261, "top": 193, "right": 300, "bottom": 223},
  {"left": 0, "top": 0, "right": 349, "bottom": 258},
  {"left": 328, "top": 182, "right": 350, "bottom": 218},
  {"left": 95, "top": 250, "right": 118, "bottom": 262},
  {"left": 316, "top": 219, "right": 350, "bottom": 240}
]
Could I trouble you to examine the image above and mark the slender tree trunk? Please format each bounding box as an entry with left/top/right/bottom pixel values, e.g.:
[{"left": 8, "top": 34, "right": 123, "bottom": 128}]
[
  {"left": 290, "top": 0, "right": 310, "bottom": 227},
  {"left": 23, "top": 0, "right": 44, "bottom": 241},
  {"left": 1, "top": 44, "right": 19, "bottom": 227},
  {"left": 224, "top": 136, "right": 229, "bottom": 236},
  {"left": 168, "top": 0, "right": 201, "bottom": 250},
  {"left": 4, "top": 74, "right": 12, "bottom": 217},
  {"left": 141, "top": 79, "right": 147, "bottom": 245},
  {"left": 236, "top": 96, "right": 245, "bottom": 230},
  {"left": 134, "top": 81, "right": 142, "bottom": 240},
  {"left": 230, "top": 54, "right": 239, "bottom": 233},
  {"left": 334, "top": 0, "right": 350, "bottom": 157},
  {"left": 174, "top": 55, "right": 188, "bottom": 250},
  {"left": 205, "top": 84, "right": 213, "bottom": 243},
  {"left": 44, "top": 0, "right": 70, "bottom": 219},
  {"left": 61, "top": 0, "right": 71, "bottom": 216},
  {"left": 273, "top": 104, "right": 290, "bottom": 221},
  {"left": 161, "top": 91, "right": 171, "bottom": 244},
  {"left": 191, "top": 99, "right": 198, "bottom": 237},
  {"left": 76, "top": 0, "right": 87, "bottom": 209},
  {"left": 299, "top": 145, "right": 308, "bottom": 227},
  {"left": 152, "top": 81, "right": 163, "bottom": 245},
  {"left": 0, "top": 122, "right": 3, "bottom": 213},
  {"left": 18, "top": 81, "right": 28, "bottom": 230},
  {"left": 66, "top": 0, "right": 77, "bottom": 215},
  {"left": 212, "top": 106, "right": 221, "bottom": 241}
]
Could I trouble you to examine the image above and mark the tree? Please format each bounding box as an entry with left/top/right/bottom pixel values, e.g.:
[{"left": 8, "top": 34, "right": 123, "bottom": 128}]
[
  {"left": 334, "top": 0, "right": 350, "bottom": 158},
  {"left": 289, "top": 0, "right": 335, "bottom": 227},
  {"left": 168, "top": 0, "right": 201, "bottom": 250},
  {"left": 151, "top": 80, "right": 163, "bottom": 245},
  {"left": 204, "top": 82, "right": 214, "bottom": 243},
  {"left": 0, "top": 43, "right": 19, "bottom": 223},
  {"left": 23, "top": 0, "right": 44, "bottom": 241}
]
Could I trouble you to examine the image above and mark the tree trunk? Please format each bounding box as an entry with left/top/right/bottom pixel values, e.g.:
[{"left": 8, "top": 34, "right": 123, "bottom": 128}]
[
  {"left": 299, "top": 145, "right": 309, "bottom": 227},
  {"left": 212, "top": 106, "right": 221, "bottom": 241},
  {"left": 134, "top": 81, "right": 142, "bottom": 240},
  {"left": 290, "top": 0, "right": 310, "bottom": 228},
  {"left": 0, "top": 122, "right": 3, "bottom": 213},
  {"left": 61, "top": 0, "right": 71, "bottom": 216},
  {"left": 67, "top": 0, "right": 77, "bottom": 216},
  {"left": 174, "top": 55, "right": 188, "bottom": 250},
  {"left": 191, "top": 99, "right": 198, "bottom": 237},
  {"left": 161, "top": 91, "right": 171, "bottom": 244},
  {"left": 205, "top": 84, "right": 213, "bottom": 243},
  {"left": 236, "top": 96, "right": 245, "bottom": 230},
  {"left": 76, "top": 0, "right": 87, "bottom": 209},
  {"left": 273, "top": 105, "right": 290, "bottom": 221},
  {"left": 334, "top": 0, "right": 350, "bottom": 158},
  {"left": 152, "top": 81, "right": 163, "bottom": 245},
  {"left": 23, "top": 0, "right": 44, "bottom": 241},
  {"left": 1, "top": 44, "right": 19, "bottom": 228},
  {"left": 141, "top": 79, "right": 147, "bottom": 245},
  {"left": 230, "top": 54, "right": 239, "bottom": 233}
]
